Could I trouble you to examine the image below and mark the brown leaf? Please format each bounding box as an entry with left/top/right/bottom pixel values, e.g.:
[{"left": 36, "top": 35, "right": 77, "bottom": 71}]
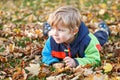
[
  {"left": 12, "top": 69, "right": 27, "bottom": 80},
  {"left": 46, "top": 73, "right": 66, "bottom": 80},
  {"left": 21, "top": 60, "right": 25, "bottom": 68},
  {"left": 38, "top": 64, "right": 50, "bottom": 78},
  {"left": 0, "top": 56, "right": 8, "bottom": 62},
  {"left": 84, "top": 74, "right": 94, "bottom": 80}
]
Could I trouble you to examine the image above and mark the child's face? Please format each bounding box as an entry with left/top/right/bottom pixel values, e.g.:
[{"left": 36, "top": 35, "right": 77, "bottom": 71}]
[{"left": 51, "top": 23, "right": 75, "bottom": 44}]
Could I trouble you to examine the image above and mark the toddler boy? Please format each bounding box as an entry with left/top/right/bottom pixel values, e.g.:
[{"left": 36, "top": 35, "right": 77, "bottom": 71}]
[{"left": 42, "top": 6, "right": 110, "bottom": 68}]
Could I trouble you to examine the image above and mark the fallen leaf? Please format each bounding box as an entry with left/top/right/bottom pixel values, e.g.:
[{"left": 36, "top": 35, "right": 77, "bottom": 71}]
[
  {"left": 25, "top": 63, "right": 40, "bottom": 76},
  {"left": 111, "top": 5, "right": 117, "bottom": 10},
  {"left": 117, "top": 76, "right": 120, "bottom": 80},
  {"left": 103, "top": 63, "right": 113, "bottom": 73},
  {"left": 9, "top": 44, "right": 15, "bottom": 52},
  {"left": 84, "top": 68, "right": 93, "bottom": 76},
  {"left": 99, "top": 9, "right": 106, "bottom": 15},
  {"left": 13, "top": 28, "right": 21, "bottom": 34},
  {"left": 12, "top": 69, "right": 27, "bottom": 80},
  {"left": 99, "top": 3, "right": 107, "bottom": 9},
  {"left": 0, "top": 56, "right": 8, "bottom": 62}
]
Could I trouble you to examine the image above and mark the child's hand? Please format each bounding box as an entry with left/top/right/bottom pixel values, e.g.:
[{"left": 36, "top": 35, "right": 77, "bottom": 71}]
[
  {"left": 52, "top": 62, "right": 64, "bottom": 69},
  {"left": 63, "top": 57, "right": 76, "bottom": 68}
]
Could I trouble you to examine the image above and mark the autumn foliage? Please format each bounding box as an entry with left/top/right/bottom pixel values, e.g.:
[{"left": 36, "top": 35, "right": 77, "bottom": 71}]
[{"left": 0, "top": 0, "right": 120, "bottom": 80}]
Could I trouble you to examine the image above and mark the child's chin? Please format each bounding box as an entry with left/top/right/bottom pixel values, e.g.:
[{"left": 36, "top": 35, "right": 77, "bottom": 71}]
[{"left": 55, "top": 41, "right": 62, "bottom": 44}]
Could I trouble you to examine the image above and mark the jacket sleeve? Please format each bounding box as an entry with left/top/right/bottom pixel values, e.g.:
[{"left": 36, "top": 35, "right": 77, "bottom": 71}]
[
  {"left": 75, "top": 33, "right": 101, "bottom": 66},
  {"left": 42, "top": 37, "right": 59, "bottom": 65}
]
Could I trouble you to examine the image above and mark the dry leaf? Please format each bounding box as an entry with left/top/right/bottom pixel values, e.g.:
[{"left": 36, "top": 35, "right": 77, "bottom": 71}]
[
  {"left": 46, "top": 73, "right": 66, "bottom": 80},
  {"left": 99, "top": 9, "right": 106, "bottom": 15},
  {"left": 38, "top": 64, "right": 51, "bottom": 78},
  {"left": 83, "top": 68, "right": 93, "bottom": 76},
  {"left": 9, "top": 44, "right": 15, "bottom": 52},
  {"left": 93, "top": 73, "right": 104, "bottom": 80},
  {"left": 13, "top": 28, "right": 21, "bottom": 34},
  {"left": 111, "top": 5, "right": 117, "bottom": 10},
  {"left": 99, "top": 3, "right": 107, "bottom": 9},
  {"left": 103, "top": 63, "right": 113, "bottom": 73},
  {"left": 12, "top": 69, "right": 27, "bottom": 80},
  {"left": 117, "top": 77, "right": 120, "bottom": 80},
  {"left": 52, "top": 62, "right": 65, "bottom": 69},
  {"left": 25, "top": 63, "right": 40, "bottom": 76},
  {"left": 0, "top": 56, "right": 8, "bottom": 62},
  {"left": 26, "top": 14, "right": 37, "bottom": 22},
  {"left": 0, "top": 71, "right": 6, "bottom": 79}
]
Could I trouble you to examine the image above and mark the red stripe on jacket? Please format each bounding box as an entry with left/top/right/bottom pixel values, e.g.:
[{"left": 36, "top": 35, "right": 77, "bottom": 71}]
[
  {"left": 96, "top": 44, "right": 101, "bottom": 51},
  {"left": 52, "top": 51, "right": 66, "bottom": 59}
]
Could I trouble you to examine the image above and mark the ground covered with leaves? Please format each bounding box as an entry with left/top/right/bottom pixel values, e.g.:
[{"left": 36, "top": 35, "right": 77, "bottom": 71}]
[{"left": 0, "top": 0, "right": 120, "bottom": 80}]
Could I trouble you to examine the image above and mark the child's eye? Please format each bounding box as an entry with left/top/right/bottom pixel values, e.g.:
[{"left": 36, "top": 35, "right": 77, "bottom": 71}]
[
  {"left": 58, "top": 29, "right": 64, "bottom": 31},
  {"left": 51, "top": 28, "right": 64, "bottom": 32}
]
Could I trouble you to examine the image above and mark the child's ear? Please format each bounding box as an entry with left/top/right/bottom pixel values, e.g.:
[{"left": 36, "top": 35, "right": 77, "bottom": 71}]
[{"left": 73, "top": 27, "right": 79, "bottom": 35}]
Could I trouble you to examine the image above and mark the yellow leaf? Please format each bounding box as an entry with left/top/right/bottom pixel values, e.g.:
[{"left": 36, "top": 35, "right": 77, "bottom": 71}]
[
  {"left": 110, "top": 17, "right": 116, "bottom": 23},
  {"left": 9, "top": 44, "right": 15, "bottom": 52},
  {"left": 28, "top": 14, "right": 37, "bottom": 22},
  {"left": 27, "top": 2, "right": 30, "bottom": 6},
  {"left": 12, "top": 14, "right": 17, "bottom": 21},
  {"left": 103, "top": 63, "right": 113, "bottom": 73},
  {"left": 87, "top": 12, "right": 93, "bottom": 19},
  {"left": 79, "top": 0, "right": 85, "bottom": 9},
  {"left": 99, "top": 9, "right": 106, "bottom": 15},
  {"left": 104, "top": 74, "right": 108, "bottom": 80},
  {"left": 13, "top": 28, "right": 21, "bottom": 34},
  {"left": 107, "top": 53, "right": 113, "bottom": 58},
  {"left": 35, "top": 29, "right": 42, "bottom": 35},
  {"left": 111, "top": 5, "right": 117, "bottom": 10},
  {"left": 99, "top": 3, "right": 107, "bottom": 9},
  {"left": 117, "top": 76, "right": 120, "bottom": 80}
]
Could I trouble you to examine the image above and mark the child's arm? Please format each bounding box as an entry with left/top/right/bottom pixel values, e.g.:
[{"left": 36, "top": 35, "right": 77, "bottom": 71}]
[
  {"left": 75, "top": 33, "right": 101, "bottom": 66},
  {"left": 42, "top": 37, "right": 59, "bottom": 65}
]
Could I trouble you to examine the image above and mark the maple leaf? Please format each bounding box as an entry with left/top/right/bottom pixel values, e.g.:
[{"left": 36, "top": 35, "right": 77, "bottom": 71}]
[{"left": 25, "top": 63, "right": 40, "bottom": 76}]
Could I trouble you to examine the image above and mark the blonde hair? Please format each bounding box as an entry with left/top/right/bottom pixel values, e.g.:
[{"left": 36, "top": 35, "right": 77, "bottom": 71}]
[{"left": 47, "top": 6, "right": 81, "bottom": 30}]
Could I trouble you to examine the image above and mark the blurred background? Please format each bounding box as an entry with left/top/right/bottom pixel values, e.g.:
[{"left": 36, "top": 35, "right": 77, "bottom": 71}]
[
  {"left": 0, "top": 0, "right": 120, "bottom": 34},
  {"left": 0, "top": 0, "right": 119, "bottom": 22}
]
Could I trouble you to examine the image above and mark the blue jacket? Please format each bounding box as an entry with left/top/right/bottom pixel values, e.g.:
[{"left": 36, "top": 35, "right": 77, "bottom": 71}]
[{"left": 42, "top": 22, "right": 101, "bottom": 66}]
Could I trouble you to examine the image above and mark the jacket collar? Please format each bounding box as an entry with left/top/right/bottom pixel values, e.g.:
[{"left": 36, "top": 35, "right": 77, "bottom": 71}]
[{"left": 70, "top": 21, "right": 89, "bottom": 47}]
